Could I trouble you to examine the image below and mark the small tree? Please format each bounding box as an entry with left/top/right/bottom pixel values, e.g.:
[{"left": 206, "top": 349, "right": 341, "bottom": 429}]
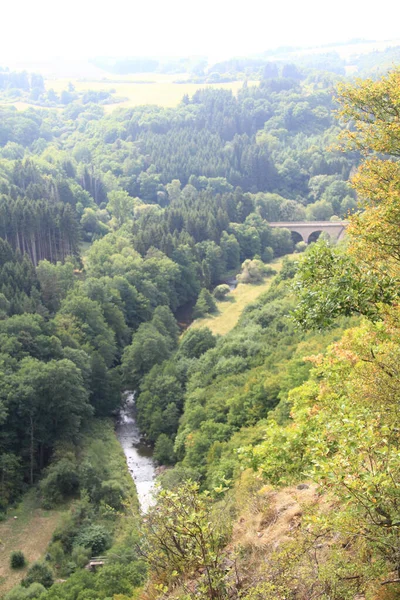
[
  {"left": 153, "top": 434, "right": 175, "bottom": 465},
  {"left": 193, "top": 289, "right": 217, "bottom": 319},
  {"left": 237, "top": 259, "right": 266, "bottom": 284},
  {"left": 141, "top": 481, "right": 227, "bottom": 599},
  {"left": 10, "top": 550, "right": 26, "bottom": 569},
  {"left": 178, "top": 327, "right": 217, "bottom": 359},
  {"left": 22, "top": 562, "right": 54, "bottom": 588},
  {"left": 213, "top": 284, "right": 230, "bottom": 301},
  {"left": 295, "top": 241, "right": 307, "bottom": 253}
]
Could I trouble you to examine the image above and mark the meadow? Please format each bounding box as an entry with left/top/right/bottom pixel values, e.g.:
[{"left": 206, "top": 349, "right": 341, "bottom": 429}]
[
  {"left": 45, "top": 73, "right": 258, "bottom": 109},
  {"left": 0, "top": 491, "right": 68, "bottom": 595},
  {"left": 190, "top": 255, "right": 294, "bottom": 336}
]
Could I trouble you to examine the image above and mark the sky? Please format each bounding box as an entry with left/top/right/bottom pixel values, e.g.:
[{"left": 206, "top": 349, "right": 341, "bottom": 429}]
[{"left": 2, "top": 0, "right": 400, "bottom": 63}]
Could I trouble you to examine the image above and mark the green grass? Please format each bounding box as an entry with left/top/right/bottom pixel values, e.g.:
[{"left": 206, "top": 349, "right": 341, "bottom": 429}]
[
  {"left": 0, "top": 490, "right": 68, "bottom": 596},
  {"left": 0, "top": 420, "right": 138, "bottom": 596},
  {"left": 190, "top": 255, "right": 295, "bottom": 336}
]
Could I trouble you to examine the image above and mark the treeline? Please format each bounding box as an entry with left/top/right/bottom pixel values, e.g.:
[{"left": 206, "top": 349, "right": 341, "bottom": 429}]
[{"left": 0, "top": 70, "right": 44, "bottom": 93}]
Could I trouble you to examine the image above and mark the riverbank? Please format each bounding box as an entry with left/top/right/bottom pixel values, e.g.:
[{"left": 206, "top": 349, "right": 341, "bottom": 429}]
[{"left": 115, "top": 393, "right": 156, "bottom": 512}]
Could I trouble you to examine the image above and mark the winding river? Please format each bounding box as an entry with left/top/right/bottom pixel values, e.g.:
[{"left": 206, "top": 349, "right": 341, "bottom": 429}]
[
  {"left": 116, "top": 280, "right": 238, "bottom": 511},
  {"left": 115, "top": 393, "right": 156, "bottom": 512}
]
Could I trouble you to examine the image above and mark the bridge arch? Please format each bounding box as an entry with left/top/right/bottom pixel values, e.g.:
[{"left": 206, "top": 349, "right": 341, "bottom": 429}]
[
  {"left": 307, "top": 230, "right": 323, "bottom": 244},
  {"left": 269, "top": 221, "right": 347, "bottom": 244},
  {"left": 290, "top": 231, "right": 304, "bottom": 245}
]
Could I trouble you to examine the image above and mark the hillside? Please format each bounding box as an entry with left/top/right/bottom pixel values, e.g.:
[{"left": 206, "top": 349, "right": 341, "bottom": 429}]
[{"left": 0, "top": 50, "right": 400, "bottom": 600}]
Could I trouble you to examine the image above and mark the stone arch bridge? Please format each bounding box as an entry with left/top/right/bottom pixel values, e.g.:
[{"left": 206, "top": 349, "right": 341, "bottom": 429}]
[{"left": 269, "top": 221, "right": 347, "bottom": 244}]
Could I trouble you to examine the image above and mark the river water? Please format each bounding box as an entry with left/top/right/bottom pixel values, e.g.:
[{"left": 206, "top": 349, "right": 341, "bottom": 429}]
[
  {"left": 116, "top": 281, "right": 238, "bottom": 510},
  {"left": 115, "top": 393, "right": 156, "bottom": 513}
]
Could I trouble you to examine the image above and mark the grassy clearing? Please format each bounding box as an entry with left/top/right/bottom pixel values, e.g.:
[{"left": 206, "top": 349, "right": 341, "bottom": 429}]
[
  {"left": 190, "top": 255, "right": 295, "bottom": 336},
  {"left": 1, "top": 75, "right": 259, "bottom": 112},
  {"left": 0, "top": 420, "right": 138, "bottom": 596},
  {"left": 0, "top": 490, "right": 68, "bottom": 595},
  {"left": 47, "top": 75, "right": 259, "bottom": 110}
]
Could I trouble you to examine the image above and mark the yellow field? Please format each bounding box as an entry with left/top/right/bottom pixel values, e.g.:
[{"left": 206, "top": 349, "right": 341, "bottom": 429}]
[
  {"left": 0, "top": 74, "right": 259, "bottom": 112},
  {"left": 190, "top": 256, "right": 295, "bottom": 336},
  {"left": 45, "top": 73, "right": 259, "bottom": 110},
  {"left": 0, "top": 490, "right": 68, "bottom": 595}
]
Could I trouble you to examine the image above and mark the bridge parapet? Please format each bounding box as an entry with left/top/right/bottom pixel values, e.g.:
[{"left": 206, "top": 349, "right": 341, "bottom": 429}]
[{"left": 269, "top": 221, "right": 347, "bottom": 243}]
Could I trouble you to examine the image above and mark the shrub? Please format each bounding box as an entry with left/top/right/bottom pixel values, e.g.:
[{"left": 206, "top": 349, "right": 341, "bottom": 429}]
[
  {"left": 71, "top": 545, "right": 91, "bottom": 569},
  {"left": 94, "top": 561, "right": 147, "bottom": 597},
  {"left": 22, "top": 583, "right": 46, "bottom": 599},
  {"left": 262, "top": 246, "right": 274, "bottom": 262},
  {"left": 75, "top": 524, "right": 111, "bottom": 555},
  {"left": 39, "top": 453, "right": 79, "bottom": 507},
  {"left": 237, "top": 259, "right": 267, "bottom": 284},
  {"left": 99, "top": 479, "right": 125, "bottom": 510},
  {"left": 22, "top": 562, "right": 54, "bottom": 588},
  {"left": 295, "top": 241, "right": 307, "bottom": 253},
  {"left": 213, "top": 284, "right": 230, "bottom": 300},
  {"left": 10, "top": 550, "right": 26, "bottom": 569},
  {"left": 5, "top": 583, "right": 46, "bottom": 600}
]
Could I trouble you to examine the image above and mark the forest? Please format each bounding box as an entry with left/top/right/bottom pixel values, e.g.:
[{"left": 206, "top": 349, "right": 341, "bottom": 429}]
[{"left": 1, "top": 55, "right": 400, "bottom": 600}]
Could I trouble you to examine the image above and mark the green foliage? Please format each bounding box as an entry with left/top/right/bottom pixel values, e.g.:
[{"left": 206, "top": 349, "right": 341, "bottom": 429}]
[
  {"left": 213, "top": 284, "right": 230, "bottom": 300},
  {"left": 75, "top": 524, "right": 111, "bottom": 555},
  {"left": 292, "top": 239, "right": 398, "bottom": 329},
  {"left": 0, "top": 58, "right": 379, "bottom": 600},
  {"left": 142, "top": 481, "right": 229, "bottom": 598},
  {"left": 5, "top": 583, "right": 46, "bottom": 600},
  {"left": 178, "top": 327, "right": 217, "bottom": 359},
  {"left": 10, "top": 550, "right": 26, "bottom": 569},
  {"left": 193, "top": 288, "right": 217, "bottom": 318},
  {"left": 237, "top": 258, "right": 270, "bottom": 284},
  {"left": 122, "top": 322, "right": 173, "bottom": 389},
  {"left": 22, "top": 562, "right": 54, "bottom": 588},
  {"left": 295, "top": 241, "right": 307, "bottom": 253},
  {"left": 153, "top": 434, "right": 175, "bottom": 465},
  {"left": 39, "top": 452, "right": 79, "bottom": 507}
]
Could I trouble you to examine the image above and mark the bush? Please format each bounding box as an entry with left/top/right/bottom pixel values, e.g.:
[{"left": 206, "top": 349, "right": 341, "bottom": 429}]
[
  {"left": 71, "top": 545, "right": 91, "bottom": 569},
  {"left": 75, "top": 524, "right": 112, "bottom": 555},
  {"left": 237, "top": 259, "right": 267, "bottom": 284},
  {"left": 94, "top": 561, "right": 147, "bottom": 597},
  {"left": 213, "top": 284, "right": 230, "bottom": 300},
  {"left": 39, "top": 453, "right": 79, "bottom": 507},
  {"left": 99, "top": 479, "right": 126, "bottom": 510},
  {"left": 262, "top": 246, "right": 274, "bottom": 263},
  {"left": 10, "top": 550, "right": 26, "bottom": 569},
  {"left": 5, "top": 583, "right": 46, "bottom": 600},
  {"left": 295, "top": 241, "right": 307, "bottom": 253},
  {"left": 22, "top": 562, "right": 54, "bottom": 588}
]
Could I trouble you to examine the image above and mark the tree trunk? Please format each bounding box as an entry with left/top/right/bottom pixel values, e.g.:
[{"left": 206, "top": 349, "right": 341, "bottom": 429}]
[{"left": 29, "top": 415, "right": 34, "bottom": 485}]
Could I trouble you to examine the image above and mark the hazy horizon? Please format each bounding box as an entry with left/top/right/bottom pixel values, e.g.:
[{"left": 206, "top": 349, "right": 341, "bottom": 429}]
[{"left": 3, "top": 0, "right": 400, "bottom": 66}]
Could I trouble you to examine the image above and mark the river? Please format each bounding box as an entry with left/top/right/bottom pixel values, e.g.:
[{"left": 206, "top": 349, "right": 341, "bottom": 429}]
[{"left": 115, "top": 393, "right": 156, "bottom": 513}]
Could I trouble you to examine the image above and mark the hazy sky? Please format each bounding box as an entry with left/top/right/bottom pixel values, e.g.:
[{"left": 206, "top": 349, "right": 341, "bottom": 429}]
[{"left": 3, "top": 0, "right": 400, "bottom": 62}]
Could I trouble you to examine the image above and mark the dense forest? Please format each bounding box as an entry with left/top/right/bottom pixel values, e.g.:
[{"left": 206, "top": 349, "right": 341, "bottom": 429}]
[{"left": 1, "top": 56, "right": 400, "bottom": 600}]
